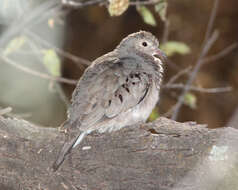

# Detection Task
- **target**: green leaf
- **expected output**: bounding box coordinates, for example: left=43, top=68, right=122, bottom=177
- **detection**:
left=184, top=92, right=197, bottom=109
left=148, top=108, right=160, bottom=122
left=154, top=0, right=168, bottom=22
left=42, top=49, right=61, bottom=77
left=3, top=36, right=26, bottom=56
left=137, top=6, right=157, bottom=26
left=160, top=41, right=191, bottom=56
left=108, top=0, right=129, bottom=16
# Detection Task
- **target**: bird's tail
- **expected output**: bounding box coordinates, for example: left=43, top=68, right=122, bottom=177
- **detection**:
left=52, top=131, right=87, bottom=171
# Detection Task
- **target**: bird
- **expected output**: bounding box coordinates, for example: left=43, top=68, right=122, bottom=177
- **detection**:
left=52, top=31, right=166, bottom=171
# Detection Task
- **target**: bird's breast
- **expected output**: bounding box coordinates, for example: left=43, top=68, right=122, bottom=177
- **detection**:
left=131, top=80, right=159, bottom=122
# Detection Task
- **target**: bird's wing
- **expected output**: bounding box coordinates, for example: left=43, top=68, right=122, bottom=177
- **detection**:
left=68, top=52, right=150, bottom=131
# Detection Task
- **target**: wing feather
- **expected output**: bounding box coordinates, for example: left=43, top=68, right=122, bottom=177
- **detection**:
left=67, top=52, right=150, bottom=131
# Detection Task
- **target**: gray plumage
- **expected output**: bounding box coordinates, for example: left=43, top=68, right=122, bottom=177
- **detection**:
left=52, top=31, right=165, bottom=171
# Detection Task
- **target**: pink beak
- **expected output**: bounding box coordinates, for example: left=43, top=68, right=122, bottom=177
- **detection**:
left=153, top=49, right=167, bottom=63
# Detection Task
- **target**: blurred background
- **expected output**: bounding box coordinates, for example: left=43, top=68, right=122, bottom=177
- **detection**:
left=0, top=0, right=237, bottom=128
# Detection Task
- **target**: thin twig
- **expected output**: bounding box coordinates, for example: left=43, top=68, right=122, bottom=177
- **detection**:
left=63, top=0, right=162, bottom=7
left=18, top=31, right=72, bottom=106
left=0, top=1, right=62, bottom=48
left=166, top=66, right=192, bottom=85
left=0, top=0, right=105, bottom=49
left=25, top=30, right=91, bottom=68
left=171, top=30, right=219, bottom=120
left=202, top=42, right=238, bottom=64
left=171, top=0, right=221, bottom=120
left=163, top=83, right=232, bottom=93
left=62, top=0, right=106, bottom=8
left=25, top=33, right=47, bottom=62
left=130, top=0, right=162, bottom=6
left=1, top=55, right=77, bottom=85
left=203, top=0, right=220, bottom=44
left=166, top=42, right=237, bottom=86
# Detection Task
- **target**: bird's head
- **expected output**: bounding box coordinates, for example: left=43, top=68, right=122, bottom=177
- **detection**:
left=116, top=31, right=166, bottom=65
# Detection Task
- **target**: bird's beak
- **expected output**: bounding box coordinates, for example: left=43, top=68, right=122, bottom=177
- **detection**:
left=152, top=49, right=167, bottom=63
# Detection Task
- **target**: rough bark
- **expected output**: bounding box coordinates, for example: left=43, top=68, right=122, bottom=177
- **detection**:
left=0, top=115, right=238, bottom=190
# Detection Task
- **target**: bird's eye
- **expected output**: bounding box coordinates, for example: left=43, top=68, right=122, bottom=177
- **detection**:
left=142, top=42, right=147, bottom=47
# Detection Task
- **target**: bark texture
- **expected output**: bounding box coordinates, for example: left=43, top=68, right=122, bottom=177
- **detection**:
left=0, top=116, right=238, bottom=190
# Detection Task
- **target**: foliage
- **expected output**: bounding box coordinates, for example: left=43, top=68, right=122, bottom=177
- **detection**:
left=154, top=0, right=167, bottom=22
left=137, top=5, right=157, bottom=26
left=148, top=108, right=160, bottom=121
left=184, top=92, right=197, bottom=109
left=42, top=49, right=61, bottom=77
left=3, top=36, right=26, bottom=56
left=160, top=41, right=191, bottom=56
left=108, top=0, right=129, bottom=16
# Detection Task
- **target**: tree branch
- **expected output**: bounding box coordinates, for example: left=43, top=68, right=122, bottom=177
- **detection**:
left=62, top=0, right=106, bottom=8
left=25, top=30, right=91, bottom=68
left=203, top=0, right=220, bottom=44
left=163, top=83, right=232, bottom=93
left=166, top=66, right=192, bottom=85
left=202, top=42, right=238, bottom=64
left=1, top=116, right=238, bottom=189
left=171, top=30, right=219, bottom=120
left=1, top=55, right=77, bottom=85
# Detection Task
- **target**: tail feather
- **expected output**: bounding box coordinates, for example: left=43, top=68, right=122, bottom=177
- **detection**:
left=73, top=131, right=87, bottom=148
left=52, top=131, right=87, bottom=171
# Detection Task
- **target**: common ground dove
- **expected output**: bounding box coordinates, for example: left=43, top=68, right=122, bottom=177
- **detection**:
left=52, top=31, right=165, bottom=171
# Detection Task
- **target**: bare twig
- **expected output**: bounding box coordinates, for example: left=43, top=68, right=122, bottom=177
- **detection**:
left=166, top=42, right=237, bottom=86
left=0, top=1, right=62, bottom=48
left=171, top=30, right=219, bottom=120
left=163, top=83, right=232, bottom=93
left=13, top=31, right=73, bottom=106
left=62, top=0, right=106, bottom=8
left=25, top=30, right=91, bottom=68
left=166, top=66, right=192, bottom=85
left=166, top=42, right=237, bottom=90
left=203, top=0, right=220, bottom=44
left=171, top=0, right=221, bottom=120
left=63, top=0, right=163, bottom=8
left=202, top=43, right=238, bottom=64
left=130, top=0, right=162, bottom=6
left=1, top=55, right=77, bottom=85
